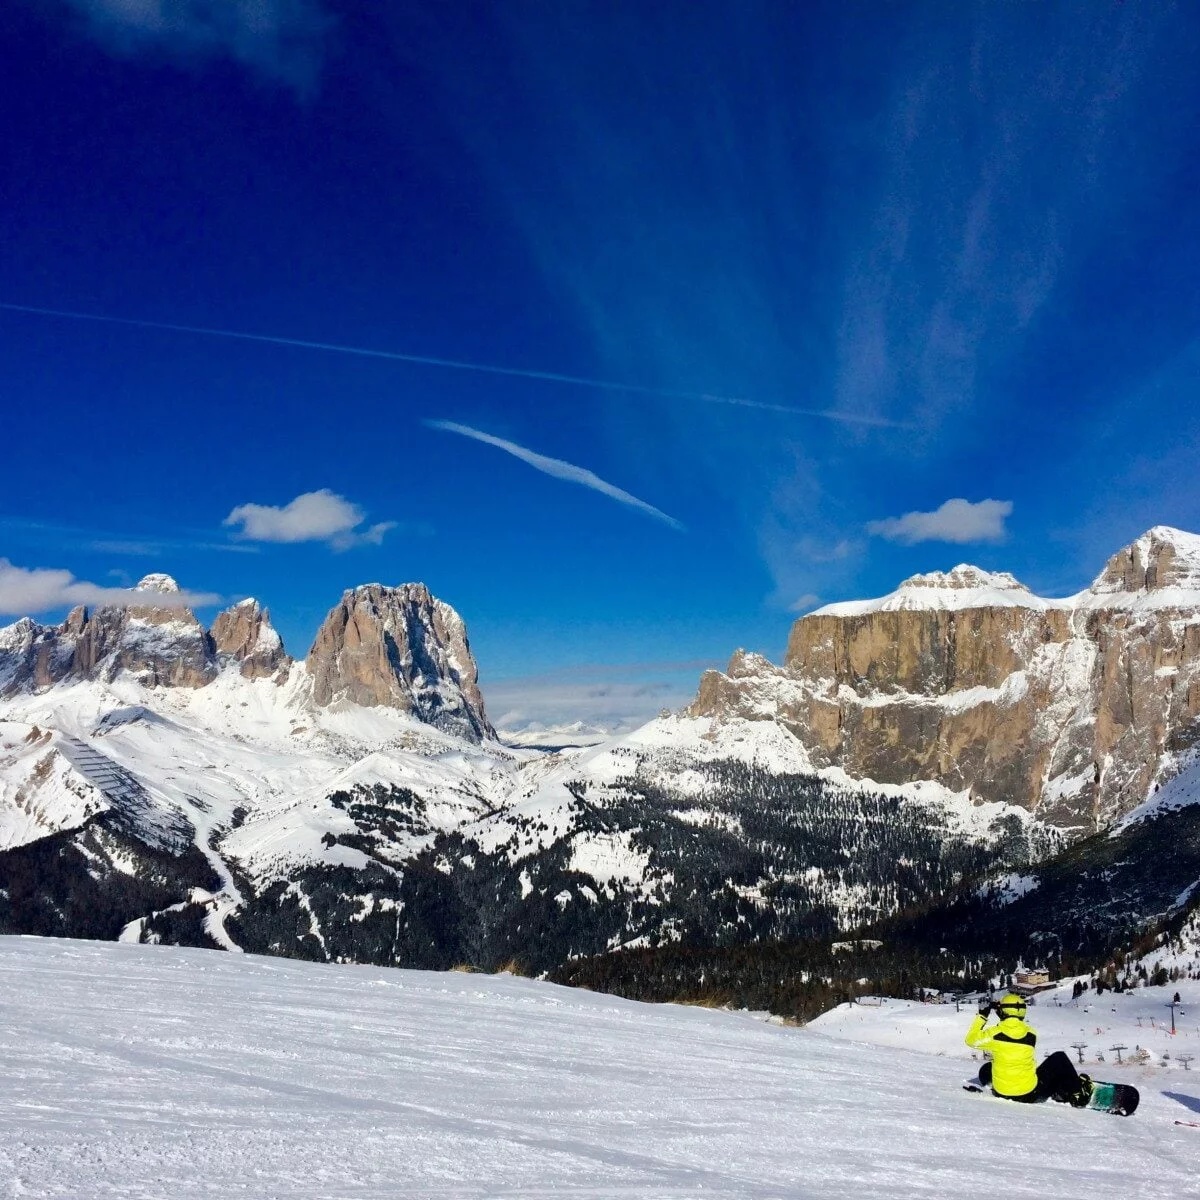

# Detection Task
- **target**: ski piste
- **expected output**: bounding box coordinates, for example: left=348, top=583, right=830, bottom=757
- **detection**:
left=963, top=1079, right=1140, bottom=1116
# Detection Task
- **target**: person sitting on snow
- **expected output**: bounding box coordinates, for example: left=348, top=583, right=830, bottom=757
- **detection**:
left=965, top=992, right=1093, bottom=1106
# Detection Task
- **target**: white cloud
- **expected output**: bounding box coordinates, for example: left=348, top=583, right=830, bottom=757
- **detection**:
left=426, top=421, right=684, bottom=530
left=788, top=593, right=820, bottom=613
left=224, top=490, right=396, bottom=550
left=867, top=498, right=1013, bottom=545
left=489, top=681, right=687, bottom=735
left=0, top=559, right=218, bottom=617
left=60, top=0, right=330, bottom=92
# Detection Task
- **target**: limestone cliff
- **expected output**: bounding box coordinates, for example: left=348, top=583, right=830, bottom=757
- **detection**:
left=210, top=599, right=289, bottom=680
left=0, top=573, right=492, bottom=745
left=305, top=583, right=493, bottom=742
left=0, top=575, right=218, bottom=692
left=690, top=527, right=1200, bottom=832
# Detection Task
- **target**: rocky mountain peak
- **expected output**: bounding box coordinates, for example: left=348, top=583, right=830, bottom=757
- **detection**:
left=813, top=563, right=1039, bottom=617
left=135, top=573, right=181, bottom=594
left=695, top=525, right=1200, bottom=832
left=1091, top=526, right=1200, bottom=595
left=210, top=599, right=289, bottom=681
left=901, top=564, right=1024, bottom=592
left=305, top=583, right=493, bottom=742
left=0, top=573, right=216, bottom=694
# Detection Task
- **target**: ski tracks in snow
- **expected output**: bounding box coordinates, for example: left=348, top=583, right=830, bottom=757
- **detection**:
left=0, top=938, right=1195, bottom=1199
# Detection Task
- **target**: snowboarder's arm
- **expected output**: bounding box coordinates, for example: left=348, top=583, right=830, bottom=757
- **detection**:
left=964, top=1013, right=996, bottom=1051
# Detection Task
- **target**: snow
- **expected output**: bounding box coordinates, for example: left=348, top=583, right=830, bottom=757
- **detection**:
left=0, top=937, right=1195, bottom=1199
left=1113, top=754, right=1200, bottom=833
left=814, top=565, right=1059, bottom=616
left=135, top=573, right=181, bottom=593
left=567, top=829, right=651, bottom=887
left=981, top=871, right=1041, bottom=904
left=499, top=721, right=612, bottom=750
left=813, top=531, right=1200, bottom=618
left=0, top=723, right=107, bottom=850
left=809, top=975, right=1200, bottom=1088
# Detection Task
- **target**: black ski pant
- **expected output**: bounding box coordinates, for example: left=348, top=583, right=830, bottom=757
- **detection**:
left=978, top=1051, right=1083, bottom=1102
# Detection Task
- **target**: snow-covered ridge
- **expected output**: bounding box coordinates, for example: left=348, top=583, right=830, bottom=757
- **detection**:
left=814, top=565, right=1051, bottom=616
left=814, top=525, right=1200, bottom=616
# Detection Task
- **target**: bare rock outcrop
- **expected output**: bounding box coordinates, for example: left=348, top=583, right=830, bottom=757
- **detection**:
left=0, top=573, right=496, bottom=746
left=305, top=583, right=493, bottom=742
left=0, top=575, right=218, bottom=693
left=690, top=527, right=1200, bottom=833
left=210, top=599, right=289, bottom=680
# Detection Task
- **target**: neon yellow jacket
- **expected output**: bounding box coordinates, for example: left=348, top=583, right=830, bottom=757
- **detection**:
left=965, top=1013, right=1037, bottom=1097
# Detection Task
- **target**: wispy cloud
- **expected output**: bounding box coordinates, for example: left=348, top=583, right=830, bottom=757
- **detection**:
left=788, top=593, right=820, bottom=613
left=867, top=498, right=1013, bottom=545
left=831, top=6, right=1169, bottom=432
left=0, top=558, right=218, bottom=617
left=224, top=489, right=395, bottom=550
left=487, top=660, right=715, bottom=733
left=0, top=303, right=898, bottom=427
left=58, top=0, right=331, bottom=92
left=426, top=420, right=684, bottom=530
left=0, top=516, right=258, bottom=556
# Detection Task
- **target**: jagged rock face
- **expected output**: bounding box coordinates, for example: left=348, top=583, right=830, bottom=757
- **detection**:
left=690, top=527, right=1200, bottom=833
left=0, top=574, right=492, bottom=746
left=210, top=600, right=289, bottom=680
left=0, top=576, right=218, bottom=693
left=306, top=583, right=493, bottom=741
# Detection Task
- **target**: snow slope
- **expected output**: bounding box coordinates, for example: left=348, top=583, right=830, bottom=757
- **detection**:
left=0, top=672, right=518, bottom=878
left=809, top=976, right=1200, bottom=1085
left=0, top=937, right=1195, bottom=1199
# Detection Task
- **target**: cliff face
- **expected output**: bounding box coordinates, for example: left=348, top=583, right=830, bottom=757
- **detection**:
left=210, top=599, right=289, bottom=681
left=690, top=528, right=1200, bottom=832
left=0, top=574, right=493, bottom=743
left=0, top=576, right=219, bottom=692
left=0, top=577, right=291, bottom=694
left=305, top=583, right=493, bottom=742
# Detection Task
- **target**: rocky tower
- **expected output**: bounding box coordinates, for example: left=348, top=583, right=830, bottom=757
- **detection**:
left=690, top=527, right=1200, bottom=832
left=305, top=583, right=494, bottom=742
left=210, top=599, right=289, bottom=680
left=0, top=574, right=218, bottom=692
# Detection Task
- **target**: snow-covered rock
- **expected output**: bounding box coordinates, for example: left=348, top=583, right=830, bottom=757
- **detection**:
left=210, top=598, right=288, bottom=680
left=692, top=526, right=1200, bottom=832
left=0, top=574, right=219, bottom=693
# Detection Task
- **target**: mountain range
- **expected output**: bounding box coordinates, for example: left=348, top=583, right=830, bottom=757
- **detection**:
left=2, top=527, right=1199, bottom=994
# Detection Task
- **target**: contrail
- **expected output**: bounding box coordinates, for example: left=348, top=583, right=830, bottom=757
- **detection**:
left=426, top=420, right=684, bottom=530
left=0, top=301, right=905, bottom=428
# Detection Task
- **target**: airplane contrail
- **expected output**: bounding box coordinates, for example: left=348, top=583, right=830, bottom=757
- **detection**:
left=0, top=301, right=906, bottom=428
left=426, top=420, right=684, bottom=530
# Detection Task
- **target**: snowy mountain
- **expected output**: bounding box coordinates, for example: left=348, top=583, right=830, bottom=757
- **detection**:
left=499, top=720, right=612, bottom=750
left=0, top=612, right=1047, bottom=970
left=693, top=526, right=1200, bottom=832
left=3, top=529, right=1200, bottom=989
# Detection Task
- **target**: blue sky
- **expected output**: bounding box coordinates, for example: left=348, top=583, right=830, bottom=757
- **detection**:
left=3, top=1, right=1200, bottom=729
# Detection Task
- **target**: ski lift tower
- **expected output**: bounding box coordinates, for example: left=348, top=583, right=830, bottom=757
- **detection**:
left=1070, top=1041, right=1088, bottom=1064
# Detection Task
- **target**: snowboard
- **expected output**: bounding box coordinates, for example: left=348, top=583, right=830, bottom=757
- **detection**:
left=1085, top=1080, right=1139, bottom=1116
left=963, top=1079, right=1139, bottom=1116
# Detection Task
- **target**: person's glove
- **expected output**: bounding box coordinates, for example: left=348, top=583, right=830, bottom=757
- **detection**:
left=977, top=997, right=993, bottom=1016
